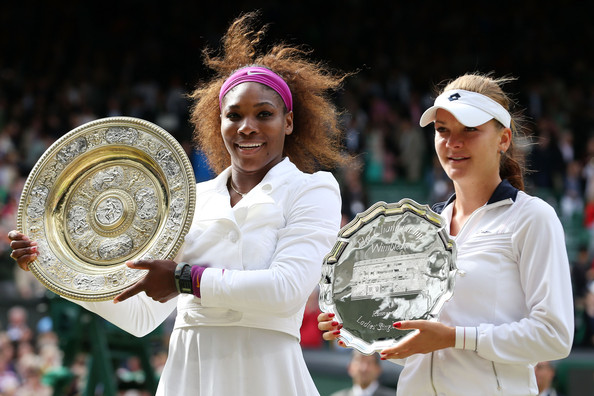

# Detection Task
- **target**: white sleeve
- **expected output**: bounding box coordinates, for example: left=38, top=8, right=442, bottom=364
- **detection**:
left=476, top=199, right=574, bottom=363
left=69, top=293, right=178, bottom=337
left=199, top=174, right=341, bottom=316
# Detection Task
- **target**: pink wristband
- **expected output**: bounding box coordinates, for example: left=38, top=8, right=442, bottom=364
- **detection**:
left=191, top=266, right=207, bottom=298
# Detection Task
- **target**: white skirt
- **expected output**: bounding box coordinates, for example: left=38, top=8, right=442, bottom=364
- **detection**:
left=156, top=326, right=319, bottom=395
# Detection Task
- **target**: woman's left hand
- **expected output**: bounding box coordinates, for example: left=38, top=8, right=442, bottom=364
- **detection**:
left=379, top=320, right=455, bottom=360
left=114, top=260, right=179, bottom=303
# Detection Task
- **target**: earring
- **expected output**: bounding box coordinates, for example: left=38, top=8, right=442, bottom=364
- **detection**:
left=500, top=150, right=505, bottom=155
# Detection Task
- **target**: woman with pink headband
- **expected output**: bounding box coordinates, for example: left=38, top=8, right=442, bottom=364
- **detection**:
left=9, top=12, right=350, bottom=395
left=319, top=73, right=573, bottom=395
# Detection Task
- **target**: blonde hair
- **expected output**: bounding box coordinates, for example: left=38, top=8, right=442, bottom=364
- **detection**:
left=439, top=72, right=527, bottom=190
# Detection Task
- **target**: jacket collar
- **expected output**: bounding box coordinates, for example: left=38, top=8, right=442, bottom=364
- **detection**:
left=432, top=179, right=519, bottom=214
left=197, top=160, right=293, bottom=223
left=213, top=157, right=293, bottom=192
left=204, top=157, right=297, bottom=219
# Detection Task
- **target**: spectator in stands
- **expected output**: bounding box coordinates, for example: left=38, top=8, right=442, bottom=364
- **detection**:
left=576, top=282, right=594, bottom=348
left=534, top=361, right=563, bottom=396
left=582, top=137, right=594, bottom=256
left=340, top=158, right=367, bottom=222
left=525, top=124, right=565, bottom=197
left=116, top=356, right=150, bottom=396
left=396, top=114, right=426, bottom=183
left=559, top=160, right=584, bottom=222
left=570, top=244, right=592, bottom=309
left=5, top=307, right=33, bottom=346
left=14, top=354, right=52, bottom=396
left=0, top=343, right=19, bottom=396
left=319, top=73, right=574, bottom=395
left=330, top=351, right=394, bottom=396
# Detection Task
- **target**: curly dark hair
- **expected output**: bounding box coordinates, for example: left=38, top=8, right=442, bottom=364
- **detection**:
left=189, top=11, right=351, bottom=174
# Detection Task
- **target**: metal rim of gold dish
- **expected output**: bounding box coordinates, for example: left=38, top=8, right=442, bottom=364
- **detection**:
left=17, top=116, right=196, bottom=301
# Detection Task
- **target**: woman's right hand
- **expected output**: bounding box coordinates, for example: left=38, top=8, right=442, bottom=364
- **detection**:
left=7, top=230, right=38, bottom=271
left=317, top=312, right=343, bottom=342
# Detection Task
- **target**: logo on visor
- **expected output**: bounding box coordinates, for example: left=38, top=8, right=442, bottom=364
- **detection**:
left=247, top=70, right=267, bottom=75
left=448, top=93, right=461, bottom=101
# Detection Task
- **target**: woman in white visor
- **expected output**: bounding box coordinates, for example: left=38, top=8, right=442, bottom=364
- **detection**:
left=319, top=73, right=574, bottom=395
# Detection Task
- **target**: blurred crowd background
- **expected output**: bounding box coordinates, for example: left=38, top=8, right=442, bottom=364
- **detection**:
left=2, top=1, right=594, bottom=395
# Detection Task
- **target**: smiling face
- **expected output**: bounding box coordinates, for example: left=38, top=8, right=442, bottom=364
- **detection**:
left=220, top=82, right=293, bottom=180
left=434, top=109, right=511, bottom=188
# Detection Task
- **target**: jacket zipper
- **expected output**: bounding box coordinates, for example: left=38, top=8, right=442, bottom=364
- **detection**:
left=491, top=361, right=502, bottom=391
left=430, top=352, right=438, bottom=395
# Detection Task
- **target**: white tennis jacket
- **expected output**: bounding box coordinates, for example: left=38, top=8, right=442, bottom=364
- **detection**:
left=394, top=180, right=574, bottom=396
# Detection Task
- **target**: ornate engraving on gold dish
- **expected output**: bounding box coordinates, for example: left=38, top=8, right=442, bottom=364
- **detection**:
left=17, top=117, right=196, bottom=301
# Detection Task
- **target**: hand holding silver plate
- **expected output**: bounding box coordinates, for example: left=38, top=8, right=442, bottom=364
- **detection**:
left=319, top=199, right=457, bottom=355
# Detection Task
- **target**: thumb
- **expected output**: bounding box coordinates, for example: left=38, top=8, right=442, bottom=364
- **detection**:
left=8, top=230, right=22, bottom=240
left=125, top=260, right=151, bottom=270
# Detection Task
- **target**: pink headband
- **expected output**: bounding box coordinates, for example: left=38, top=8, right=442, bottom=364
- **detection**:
left=219, top=66, right=293, bottom=111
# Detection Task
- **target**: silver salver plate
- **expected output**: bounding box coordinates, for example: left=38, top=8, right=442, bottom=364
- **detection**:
left=319, top=199, right=457, bottom=354
left=17, top=117, right=196, bottom=301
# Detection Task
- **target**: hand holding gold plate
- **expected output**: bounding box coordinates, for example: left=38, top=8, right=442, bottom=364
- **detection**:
left=17, top=117, right=196, bottom=301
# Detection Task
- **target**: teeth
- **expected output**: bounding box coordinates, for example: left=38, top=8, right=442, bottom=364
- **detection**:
left=238, top=143, right=263, bottom=149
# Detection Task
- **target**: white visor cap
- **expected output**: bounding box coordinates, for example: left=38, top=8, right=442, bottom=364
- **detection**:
left=419, top=89, right=511, bottom=128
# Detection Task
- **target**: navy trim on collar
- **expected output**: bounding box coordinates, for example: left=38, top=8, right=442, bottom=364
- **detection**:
left=431, top=179, right=519, bottom=214
left=432, top=195, right=455, bottom=214
left=487, top=179, right=519, bottom=204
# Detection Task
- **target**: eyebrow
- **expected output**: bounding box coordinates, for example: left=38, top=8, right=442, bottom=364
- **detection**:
left=225, top=101, right=277, bottom=110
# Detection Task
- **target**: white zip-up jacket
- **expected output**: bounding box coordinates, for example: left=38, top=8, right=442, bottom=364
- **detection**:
left=174, top=157, right=341, bottom=337
left=394, top=180, right=574, bottom=396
